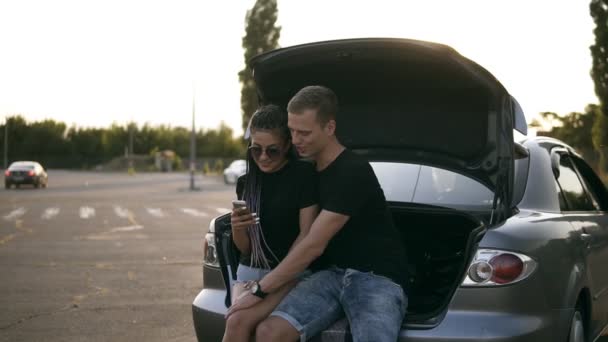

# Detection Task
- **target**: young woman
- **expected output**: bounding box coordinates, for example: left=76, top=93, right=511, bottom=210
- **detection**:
left=222, top=104, right=319, bottom=342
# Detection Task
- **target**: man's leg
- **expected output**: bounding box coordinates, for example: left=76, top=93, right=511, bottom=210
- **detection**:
left=257, top=269, right=344, bottom=342
left=340, top=270, right=407, bottom=342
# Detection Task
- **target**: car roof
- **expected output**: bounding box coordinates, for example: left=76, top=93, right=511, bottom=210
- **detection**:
left=521, top=136, right=580, bottom=157
left=9, top=161, right=39, bottom=167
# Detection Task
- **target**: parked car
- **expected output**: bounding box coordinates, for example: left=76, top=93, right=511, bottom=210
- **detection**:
left=4, top=161, right=48, bottom=189
left=223, top=159, right=246, bottom=184
left=192, top=38, right=608, bottom=342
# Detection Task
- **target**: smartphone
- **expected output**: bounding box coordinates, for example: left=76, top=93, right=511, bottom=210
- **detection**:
left=232, top=200, right=247, bottom=209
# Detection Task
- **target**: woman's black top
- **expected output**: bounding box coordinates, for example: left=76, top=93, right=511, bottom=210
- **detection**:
left=236, top=159, right=318, bottom=269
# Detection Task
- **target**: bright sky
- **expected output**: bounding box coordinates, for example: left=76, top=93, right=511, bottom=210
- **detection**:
left=0, top=0, right=598, bottom=136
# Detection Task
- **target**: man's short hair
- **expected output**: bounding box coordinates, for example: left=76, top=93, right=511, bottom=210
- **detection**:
left=287, top=85, right=338, bottom=125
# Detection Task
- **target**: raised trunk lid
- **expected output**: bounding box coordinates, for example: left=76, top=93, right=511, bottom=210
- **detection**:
left=250, top=38, right=527, bottom=222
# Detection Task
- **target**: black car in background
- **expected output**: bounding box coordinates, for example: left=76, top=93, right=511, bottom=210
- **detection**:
left=4, top=161, right=48, bottom=189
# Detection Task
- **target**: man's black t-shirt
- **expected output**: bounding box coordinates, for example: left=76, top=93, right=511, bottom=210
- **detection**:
left=319, top=149, right=407, bottom=286
left=236, top=159, right=318, bottom=268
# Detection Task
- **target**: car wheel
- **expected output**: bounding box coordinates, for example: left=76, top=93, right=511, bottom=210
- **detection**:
left=4, top=182, right=9, bottom=189
left=15, top=184, right=20, bottom=189
left=568, top=306, right=585, bottom=342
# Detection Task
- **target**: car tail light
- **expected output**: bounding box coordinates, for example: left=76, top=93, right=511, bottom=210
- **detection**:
left=462, top=249, right=536, bottom=287
left=490, top=253, right=524, bottom=284
left=28, top=170, right=35, bottom=176
left=4, top=170, right=9, bottom=176
left=203, top=218, right=219, bottom=267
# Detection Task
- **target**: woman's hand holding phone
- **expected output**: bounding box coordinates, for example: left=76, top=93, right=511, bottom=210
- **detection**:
left=231, top=200, right=258, bottom=231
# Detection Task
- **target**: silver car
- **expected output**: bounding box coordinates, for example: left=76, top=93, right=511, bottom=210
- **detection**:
left=223, top=159, right=246, bottom=185
left=192, top=38, right=608, bottom=341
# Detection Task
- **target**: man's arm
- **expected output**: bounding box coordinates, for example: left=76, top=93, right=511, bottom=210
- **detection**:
left=288, top=204, right=319, bottom=252
left=225, top=207, right=341, bottom=318
left=259, top=209, right=349, bottom=293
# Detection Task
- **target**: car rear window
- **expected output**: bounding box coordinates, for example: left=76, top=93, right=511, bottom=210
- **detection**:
left=9, top=165, right=35, bottom=170
left=371, top=162, right=494, bottom=209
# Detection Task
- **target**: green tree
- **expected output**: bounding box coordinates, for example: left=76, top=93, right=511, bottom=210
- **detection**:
left=1, top=116, right=245, bottom=169
left=67, top=127, right=105, bottom=168
left=101, top=123, right=129, bottom=158
left=535, top=105, right=599, bottom=166
left=26, top=120, right=70, bottom=167
left=239, top=0, right=281, bottom=132
left=197, top=123, right=245, bottom=158
left=590, top=0, right=608, bottom=176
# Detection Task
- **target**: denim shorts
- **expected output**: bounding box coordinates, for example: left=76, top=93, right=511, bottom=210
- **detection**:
left=270, top=267, right=407, bottom=342
left=236, top=264, right=271, bottom=282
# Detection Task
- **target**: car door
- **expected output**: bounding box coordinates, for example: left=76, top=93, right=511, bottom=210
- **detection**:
left=570, top=155, right=608, bottom=325
left=553, top=150, right=608, bottom=333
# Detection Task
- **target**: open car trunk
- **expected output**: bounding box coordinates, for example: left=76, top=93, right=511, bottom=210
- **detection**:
left=215, top=205, right=485, bottom=338
left=393, top=205, right=485, bottom=324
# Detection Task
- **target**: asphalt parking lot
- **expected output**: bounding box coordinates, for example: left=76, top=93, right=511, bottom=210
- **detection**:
left=0, top=170, right=233, bottom=342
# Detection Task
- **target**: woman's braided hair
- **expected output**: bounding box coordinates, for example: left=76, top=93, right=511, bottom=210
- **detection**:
left=242, top=104, right=294, bottom=269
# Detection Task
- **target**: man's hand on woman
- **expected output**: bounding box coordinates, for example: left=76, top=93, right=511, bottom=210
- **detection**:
left=225, top=292, right=262, bottom=319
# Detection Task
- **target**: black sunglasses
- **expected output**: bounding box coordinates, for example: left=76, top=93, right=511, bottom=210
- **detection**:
left=249, top=145, right=283, bottom=160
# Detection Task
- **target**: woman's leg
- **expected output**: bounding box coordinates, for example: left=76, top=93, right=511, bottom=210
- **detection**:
left=223, top=280, right=297, bottom=342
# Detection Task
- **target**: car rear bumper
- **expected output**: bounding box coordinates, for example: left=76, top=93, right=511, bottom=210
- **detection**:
left=6, top=176, right=38, bottom=184
left=192, top=288, right=573, bottom=342
left=192, top=289, right=227, bottom=342
left=398, top=308, right=573, bottom=341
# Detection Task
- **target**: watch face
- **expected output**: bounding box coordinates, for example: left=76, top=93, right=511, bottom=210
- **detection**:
left=250, top=282, right=259, bottom=294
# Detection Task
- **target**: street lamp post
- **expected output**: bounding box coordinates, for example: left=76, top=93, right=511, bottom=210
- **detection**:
left=3, top=117, right=7, bottom=170
left=128, top=122, right=134, bottom=172
left=189, top=85, right=197, bottom=191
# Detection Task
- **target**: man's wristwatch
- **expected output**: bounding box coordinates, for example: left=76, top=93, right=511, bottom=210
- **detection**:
left=250, top=281, right=268, bottom=299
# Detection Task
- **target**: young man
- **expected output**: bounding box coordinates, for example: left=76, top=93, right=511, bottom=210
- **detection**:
left=226, top=85, right=408, bottom=342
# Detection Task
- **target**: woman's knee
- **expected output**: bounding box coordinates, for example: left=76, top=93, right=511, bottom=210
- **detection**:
left=225, top=311, right=255, bottom=336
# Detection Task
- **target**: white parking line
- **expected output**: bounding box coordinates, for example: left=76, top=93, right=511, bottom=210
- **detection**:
left=110, top=225, right=144, bottom=232
left=215, top=208, right=231, bottom=214
left=181, top=208, right=209, bottom=217
left=3, top=208, right=26, bottom=221
left=113, top=206, right=131, bottom=219
left=146, top=208, right=165, bottom=218
left=42, top=207, right=60, bottom=220
left=79, top=207, right=96, bottom=219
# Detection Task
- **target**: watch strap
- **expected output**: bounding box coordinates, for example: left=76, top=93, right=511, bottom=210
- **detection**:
left=252, top=281, right=268, bottom=299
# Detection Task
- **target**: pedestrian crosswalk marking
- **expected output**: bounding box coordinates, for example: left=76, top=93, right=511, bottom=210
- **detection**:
left=3, top=208, right=26, bottom=221
left=79, top=207, right=96, bottom=219
left=42, top=207, right=60, bottom=220
left=113, top=206, right=131, bottom=219
left=1, top=206, right=218, bottom=220
left=181, top=208, right=208, bottom=217
left=146, top=208, right=165, bottom=218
